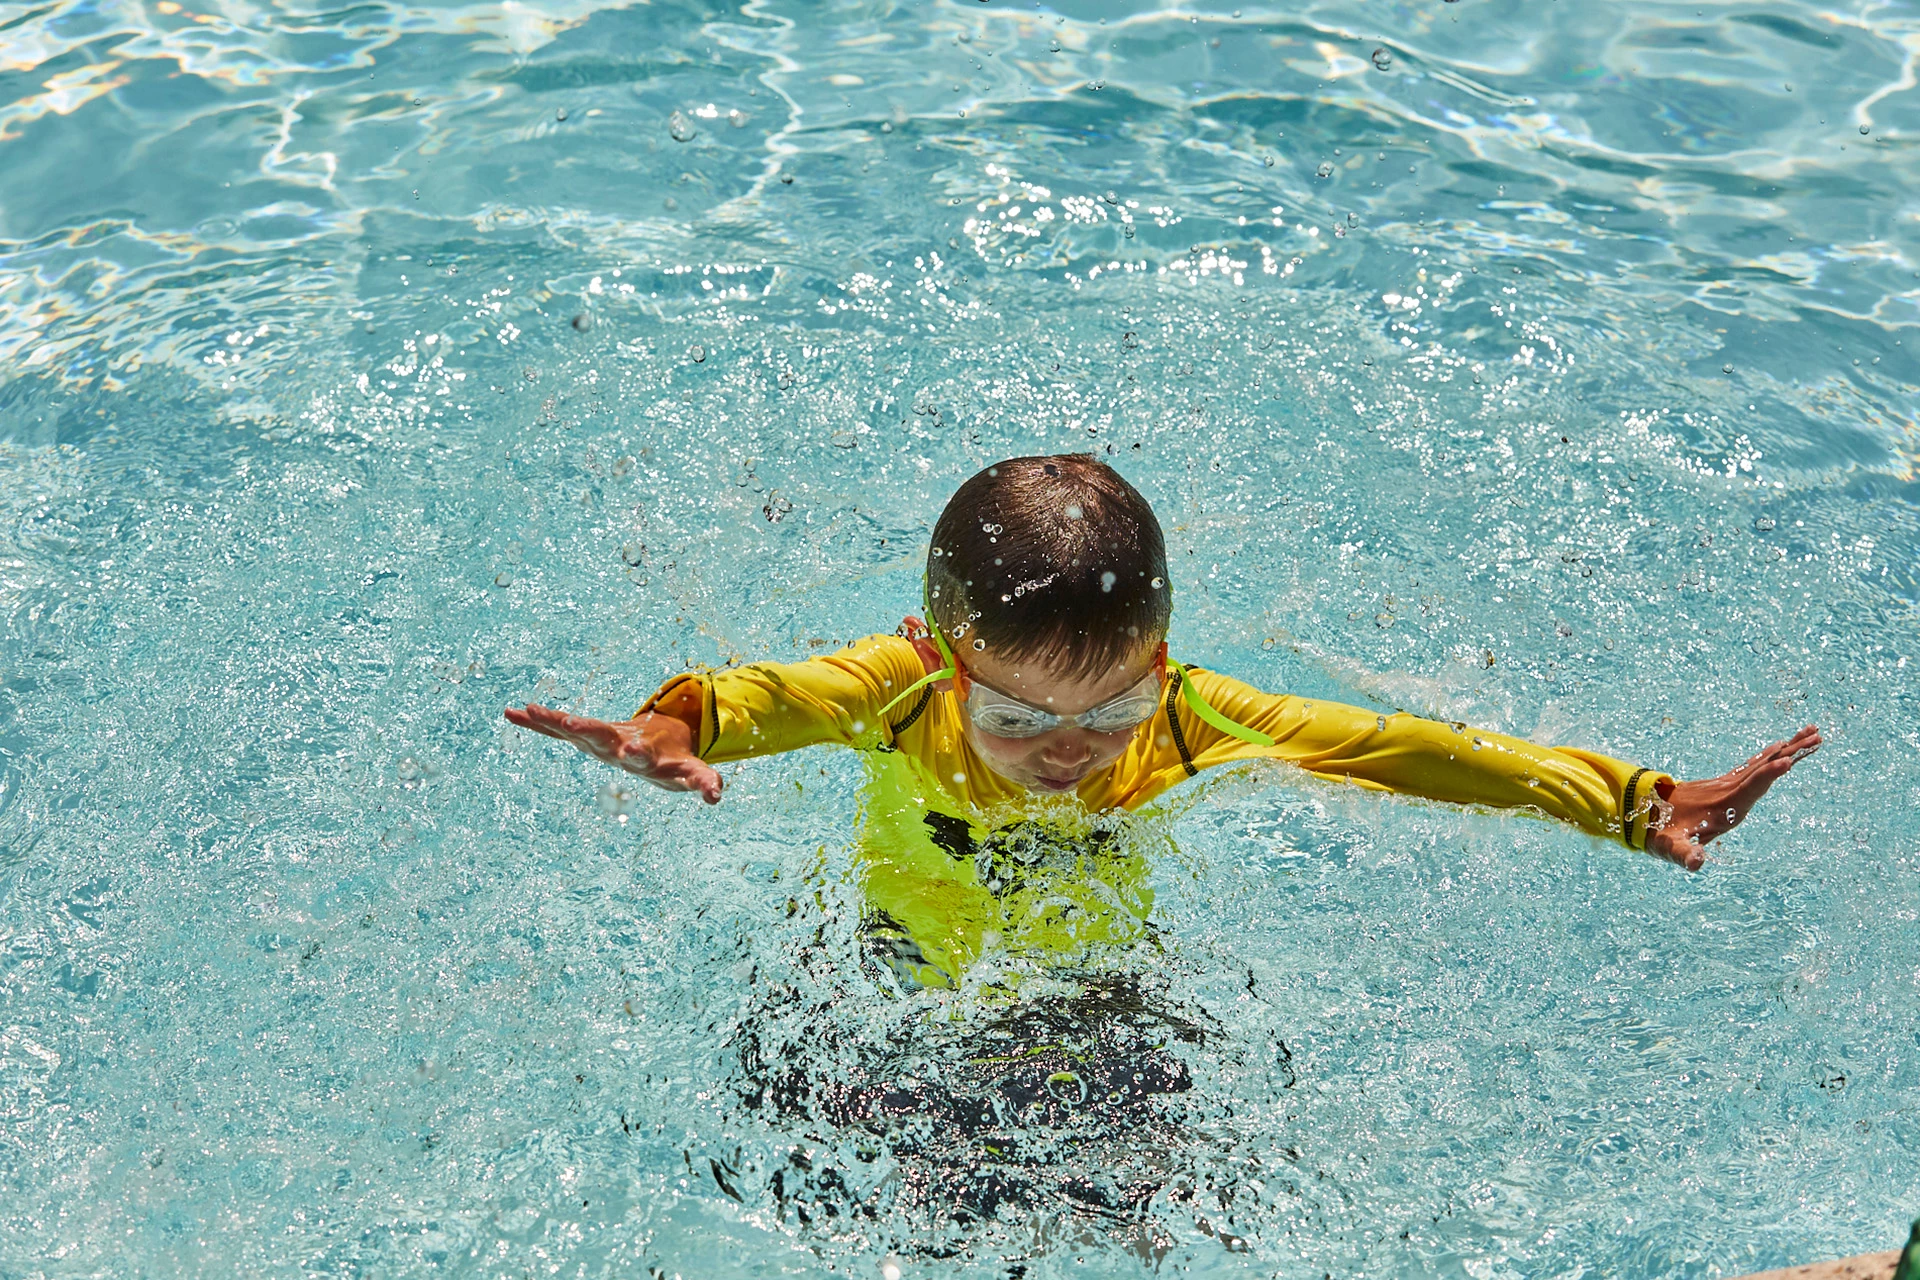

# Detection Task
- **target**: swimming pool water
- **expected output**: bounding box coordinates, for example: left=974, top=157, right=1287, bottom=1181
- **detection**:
left=2, top=1, right=1918, bottom=1275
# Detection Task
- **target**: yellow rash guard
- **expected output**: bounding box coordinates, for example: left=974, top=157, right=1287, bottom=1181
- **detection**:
left=640, top=635, right=1671, bottom=988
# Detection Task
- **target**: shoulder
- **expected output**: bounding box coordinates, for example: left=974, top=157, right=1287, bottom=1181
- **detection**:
left=832, top=633, right=924, bottom=679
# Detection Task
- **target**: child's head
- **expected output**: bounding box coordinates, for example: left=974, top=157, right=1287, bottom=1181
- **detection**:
left=922, top=454, right=1170, bottom=792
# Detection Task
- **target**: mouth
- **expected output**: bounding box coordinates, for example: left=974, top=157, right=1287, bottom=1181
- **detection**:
left=1031, top=772, right=1084, bottom=792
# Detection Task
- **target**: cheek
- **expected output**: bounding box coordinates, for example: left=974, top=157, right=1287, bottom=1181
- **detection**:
left=966, top=727, right=1038, bottom=766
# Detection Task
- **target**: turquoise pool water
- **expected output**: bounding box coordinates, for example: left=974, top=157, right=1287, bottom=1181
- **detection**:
left=3, top=0, right=1918, bottom=1275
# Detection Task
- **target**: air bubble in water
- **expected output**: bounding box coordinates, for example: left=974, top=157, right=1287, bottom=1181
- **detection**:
left=1316, top=162, right=1334, bottom=178
left=556, top=107, right=568, bottom=121
left=1754, top=515, right=1776, bottom=532
left=1049, top=37, right=1061, bottom=51
left=729, top=108, right=748, bottom=128
left=493, top=570, right=513, bottom=588
left=1860, top=125, right=1870, bottom=135
left=1371, top=47, right=1392, bottom=71
left=621, top=542, right=645, bottom=565
left=1264, top=155, right=1275, bottom=167
left=972, top=638, right=986, bottom=650
left=689, top=344, right=707, bottom=363
left=571, top=313, right=592, bottom=331
left=668, top=111, right=697, bottom=142
left=880, top=121, right=893, bottom=133
left=1722, top=363, right=1733, bottom=374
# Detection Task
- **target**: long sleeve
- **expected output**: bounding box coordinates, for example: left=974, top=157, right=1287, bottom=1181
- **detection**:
left=1104, top=664, right=1673, bottom=851
left=635, top=635, right=929, bottom=763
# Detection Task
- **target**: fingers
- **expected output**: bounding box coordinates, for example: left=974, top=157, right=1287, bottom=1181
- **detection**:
left=657, top=758, right=724, bottom=804
left=507, top=702, right=721, bottom=804
left=504, top=704, right=572, bottom=739
left=1650, top=825, right=1706, bottom=872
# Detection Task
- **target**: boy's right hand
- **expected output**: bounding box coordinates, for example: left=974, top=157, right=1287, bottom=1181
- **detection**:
left=502, top=705, right=723, bottom=804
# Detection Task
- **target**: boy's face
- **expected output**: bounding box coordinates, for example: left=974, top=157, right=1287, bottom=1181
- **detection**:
left=959, top=641, right=1162, bottom=793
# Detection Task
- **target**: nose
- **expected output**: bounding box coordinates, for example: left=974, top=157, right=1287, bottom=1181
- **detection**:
left=1039, top=732, right=1095, bottom=769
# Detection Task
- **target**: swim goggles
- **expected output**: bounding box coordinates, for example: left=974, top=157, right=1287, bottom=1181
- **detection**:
left=876, top=577, right=1274, bottom=747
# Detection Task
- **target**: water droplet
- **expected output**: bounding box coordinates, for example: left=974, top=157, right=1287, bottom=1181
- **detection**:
left=689, top=344, right=706, bottom=363
left=1371, top=47, right=1392, bottom=71
left=571, top=312, right=592, bottom=331
left=555, top=107, right=568, bottom=121
left=1316, top=161, right=1334, bottom=178
left=1860, top=124, right=1870, bottom=136
left=1377, top=716, right=1387, bottom=732
left=1722, top=363, right=1734, bottom=374
left=1754, top=515, right=1776, bottom=532
left=597, top=781, right=637, bottom=818
left=668, top=110, right=697, bottom=142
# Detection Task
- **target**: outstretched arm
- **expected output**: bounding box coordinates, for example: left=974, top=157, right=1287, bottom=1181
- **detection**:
left=1158, top=667, right=1820, bottom=867
left=503, top=704, right=723, bottom=804
left=1647, top=725, right=1821, bottom=870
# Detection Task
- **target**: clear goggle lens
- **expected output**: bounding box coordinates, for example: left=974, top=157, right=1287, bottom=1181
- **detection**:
left=963, top=670, right=1162, bottom=739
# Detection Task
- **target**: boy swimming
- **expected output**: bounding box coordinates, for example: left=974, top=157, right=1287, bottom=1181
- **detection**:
left=506, top=454, right=1820, bottom=987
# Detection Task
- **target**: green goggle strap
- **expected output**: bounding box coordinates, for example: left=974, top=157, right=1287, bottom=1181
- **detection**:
left=1169, top=660, right=1275, bottom=747
left=876, top=581, right=958, bottom=721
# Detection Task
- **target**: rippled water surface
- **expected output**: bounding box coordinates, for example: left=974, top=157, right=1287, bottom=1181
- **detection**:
left=4, top=0, right=1919, bottom=1275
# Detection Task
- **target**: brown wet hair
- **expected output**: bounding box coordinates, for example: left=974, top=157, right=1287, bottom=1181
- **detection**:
left=926, top=454, right=1171, bottom=681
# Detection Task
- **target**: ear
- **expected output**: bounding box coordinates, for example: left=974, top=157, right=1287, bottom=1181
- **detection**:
left=908, top=633, right=955, bottom=693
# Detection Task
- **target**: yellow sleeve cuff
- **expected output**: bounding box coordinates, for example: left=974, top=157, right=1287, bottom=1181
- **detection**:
left=636, top=671, right=718, bottom=759
left=1620, top=766, right=1674, bottom=851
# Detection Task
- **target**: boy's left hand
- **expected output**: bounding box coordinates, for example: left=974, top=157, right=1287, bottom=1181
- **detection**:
left=1648, top=725, right=1822, bottom=870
